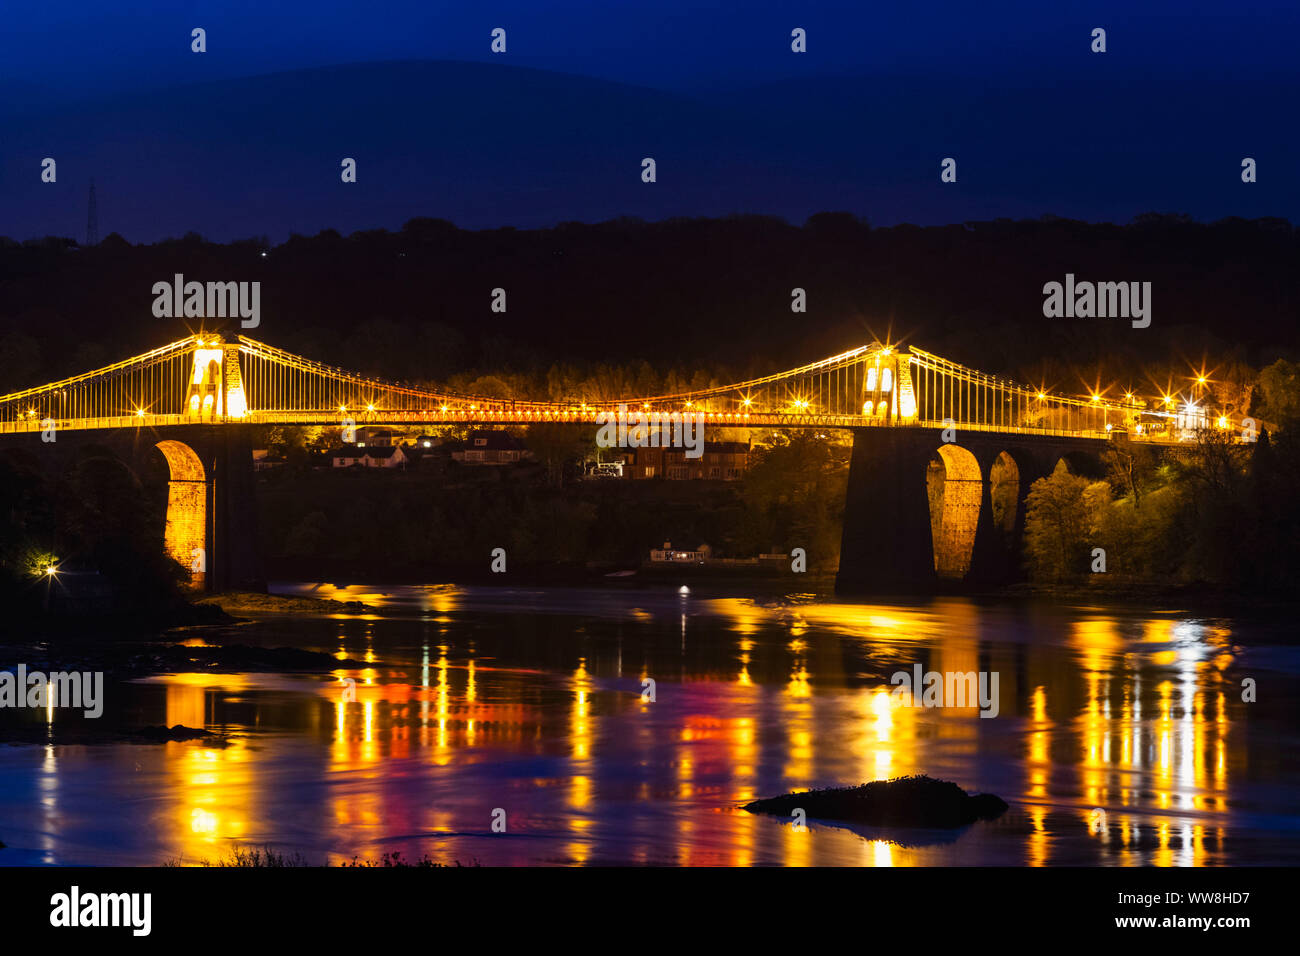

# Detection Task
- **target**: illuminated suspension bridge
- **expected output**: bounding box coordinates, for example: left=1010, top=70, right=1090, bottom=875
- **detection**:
left=0, top=333, right=1232, bottom=440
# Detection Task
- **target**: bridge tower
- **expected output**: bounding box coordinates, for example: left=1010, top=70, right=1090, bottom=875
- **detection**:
left=859, top=348, right=918, bottom=423
left=183, top=335, right=250, bottom=421
left=158, top=336, right=261, bottom=591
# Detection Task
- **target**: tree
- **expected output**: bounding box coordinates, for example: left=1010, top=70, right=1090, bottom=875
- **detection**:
left=0, top=331, right=41, bottom=392
left=285, top=511, right=330, bottom=557
left=524, top=423, right=592, bottom=487
left=737, top=431, right=849, bottom=570
left=1023, top=466, right=1108, bottom=582
left=1257, top=359, right=1300, bottom=427
left=1104, top=437, right=1159, bottom=507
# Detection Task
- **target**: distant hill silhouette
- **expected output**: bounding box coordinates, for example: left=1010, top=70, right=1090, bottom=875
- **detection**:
left=1, top=59, right=1296, bottom=243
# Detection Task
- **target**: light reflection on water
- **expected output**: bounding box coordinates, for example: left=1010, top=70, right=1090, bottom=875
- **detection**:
left=1, top=584, right=1297, bottom=866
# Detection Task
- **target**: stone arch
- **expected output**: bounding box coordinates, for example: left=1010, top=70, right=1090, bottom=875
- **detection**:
left=1052, top=450, right=1104, bottom=479
left=989, top=451, right=1021, bottom=543
left=155, top=440, right=207, bottom=589
left=926, top=444, right=983, bottom=579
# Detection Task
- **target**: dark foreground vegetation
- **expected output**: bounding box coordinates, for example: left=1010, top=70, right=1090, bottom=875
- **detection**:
left=163, top=845, right=480, bottom=867
left=259, top=428, right=847, bottom=575
left=1023, top=362, right=1300, bottom=593
left=742, top=775, right=1009, bottom=828
left=0, top=444, right=199, bottom=625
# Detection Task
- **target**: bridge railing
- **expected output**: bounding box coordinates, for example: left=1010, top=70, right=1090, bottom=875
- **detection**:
left=0, top=414, right=193, bottom=434
left=0, top=410, right=1197, bottom=443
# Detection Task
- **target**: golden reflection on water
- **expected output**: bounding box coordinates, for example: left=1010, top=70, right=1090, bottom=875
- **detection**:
left=1058, top=615, right=1235, bottom=866
left=128, top=592, right=1256, bottom=866
left=156, top=679, right=255, bottom=863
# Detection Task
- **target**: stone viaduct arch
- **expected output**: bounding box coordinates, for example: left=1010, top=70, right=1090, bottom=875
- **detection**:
left=836, top=427, right=1107, bottom=594
left=155, top=439, right=208, bottom=589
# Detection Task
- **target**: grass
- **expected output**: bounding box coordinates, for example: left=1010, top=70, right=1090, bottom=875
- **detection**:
left=164, top=845, right=311, bottom=867
left=163, top=844, right=480, bottom=867
left=341, top=851, right=480, bottom=867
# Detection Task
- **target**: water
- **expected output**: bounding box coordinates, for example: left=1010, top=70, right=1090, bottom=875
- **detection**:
left=2, top=583, right=1298, bottom=866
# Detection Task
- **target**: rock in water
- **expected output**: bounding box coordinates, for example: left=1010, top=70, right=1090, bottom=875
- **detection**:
left=133, top=724, right=222, bottom=743
left=741, top=775, right=1008, bottom=828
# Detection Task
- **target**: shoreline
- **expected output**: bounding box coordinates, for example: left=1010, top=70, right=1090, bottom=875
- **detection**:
left=229, top=564, right=1300, bottom=620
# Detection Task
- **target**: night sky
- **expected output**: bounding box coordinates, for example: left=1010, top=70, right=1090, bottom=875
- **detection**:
left=2, top=1, right=1297, bottom=241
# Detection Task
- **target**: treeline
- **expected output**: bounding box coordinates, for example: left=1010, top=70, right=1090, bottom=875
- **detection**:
left=2, top=213, right=1296, bottom=404
left=1023, top=360, right=1300, bottom=592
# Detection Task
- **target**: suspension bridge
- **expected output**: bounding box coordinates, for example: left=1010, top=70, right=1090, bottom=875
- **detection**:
left=0, top=333, right=1243, bottom=594
left=0, top=333, right=1224, bottom=439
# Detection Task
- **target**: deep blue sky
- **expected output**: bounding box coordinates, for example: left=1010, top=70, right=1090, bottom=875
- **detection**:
left=2, top=1, right=1297, bottom=241
left=5, top=1, right=1298, bottom=98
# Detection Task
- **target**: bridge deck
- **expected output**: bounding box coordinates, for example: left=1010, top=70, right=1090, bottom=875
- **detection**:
left=0, top=410, right=1187, bottom=443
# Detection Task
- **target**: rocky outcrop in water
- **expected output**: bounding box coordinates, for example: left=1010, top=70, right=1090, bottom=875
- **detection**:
left=742, top=775, right=1008, bottom=828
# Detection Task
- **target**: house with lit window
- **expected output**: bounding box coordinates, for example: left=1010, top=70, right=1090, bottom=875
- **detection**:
left=361, top=445, right=409, bottom=468
left=251, top=449, right=286, bottom=471
left=627, top=441, right=749, bottom=480
left=450, top=430, right=533, bottom=464
left=328, top=444, right=410, bottom=468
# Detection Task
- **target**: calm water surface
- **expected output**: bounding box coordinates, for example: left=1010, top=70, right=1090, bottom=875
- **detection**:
left=2, top=584, right=1298, bottom=866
